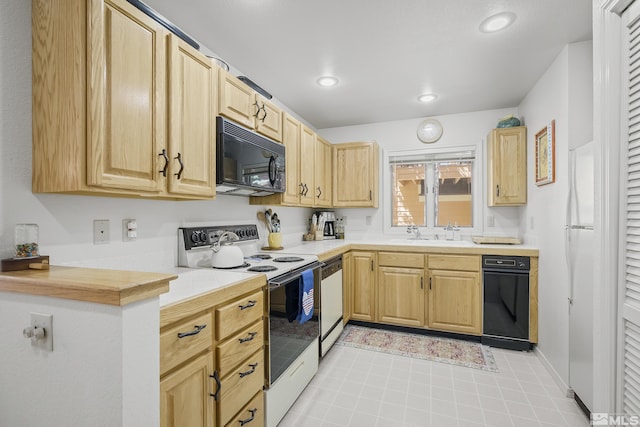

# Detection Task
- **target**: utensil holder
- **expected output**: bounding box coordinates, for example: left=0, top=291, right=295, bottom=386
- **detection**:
left=268, top=232, right=282, bottom=249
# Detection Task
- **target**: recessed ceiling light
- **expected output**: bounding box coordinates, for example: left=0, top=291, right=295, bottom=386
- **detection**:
left=317, top=76, right=339, bottom=87
left=418, top=93, right=438, bottom=103
left=479, top=12, right=516, bottom=33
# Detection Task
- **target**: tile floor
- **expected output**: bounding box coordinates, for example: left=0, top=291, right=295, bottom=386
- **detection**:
left=278, top=342, right=589, bottom=427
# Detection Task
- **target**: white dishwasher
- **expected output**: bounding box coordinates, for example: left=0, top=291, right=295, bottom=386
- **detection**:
left=320, top=255, right=344, bottom=356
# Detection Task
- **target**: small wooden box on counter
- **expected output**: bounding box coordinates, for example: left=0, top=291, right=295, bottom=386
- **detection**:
left=1, top=256, right=50, bottom=272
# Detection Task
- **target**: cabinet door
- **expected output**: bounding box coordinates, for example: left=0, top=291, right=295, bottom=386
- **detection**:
left=218, top=69, right=255, bottom=129
left=254, top=95, right=283, bottom=142
left=428, top=270, right=481, bottom=335
left=160, top=353, right=215, bottom=427
left=378, top=267, right=424, bottom=327
left=487, top=126, right=527, bottom=206
left=87, top=0, right=165, bottom=193
left=342, top=252, right=353, bottom=325
left=299, top=125, right=316, bottom=207
left=333, top=142, right=379, bottom=207
left=314, top=136, right=333, bottom=207
left=351, top=252, right=377, bottom=322
left=281, top=114, right=302, bottom=205
left=167, top=35, right=217, bottom=197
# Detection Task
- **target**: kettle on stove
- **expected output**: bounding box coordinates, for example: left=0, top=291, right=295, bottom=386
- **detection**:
left=210, top=231, right=244, bottom=268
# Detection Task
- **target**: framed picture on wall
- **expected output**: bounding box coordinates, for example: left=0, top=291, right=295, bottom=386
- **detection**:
left=535, top=120, right=555, bottom=186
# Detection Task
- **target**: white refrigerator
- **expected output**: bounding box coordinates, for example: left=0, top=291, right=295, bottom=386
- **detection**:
left=566, top=141, right=594, bottom=412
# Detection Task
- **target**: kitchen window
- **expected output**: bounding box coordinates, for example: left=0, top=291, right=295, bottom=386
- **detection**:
left=385, top=146, right=479, bottom=234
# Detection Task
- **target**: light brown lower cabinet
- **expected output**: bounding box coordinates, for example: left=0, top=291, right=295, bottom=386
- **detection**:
left=226, top=390, right=264, bottom=427
left=160, top=352, right=216, bottom=427
left=427, top=254, right=482, bottom=335
left=427, top=269, right=481, bottom=335
left=342, top=252, right=353, bottom=325
left=377, top=267, right=425, bottom=327
left=160, top=278, right=266, bottom=427
left=348, top=251, right=483, bottom=336
left=350, top=251, right=377, bottom=322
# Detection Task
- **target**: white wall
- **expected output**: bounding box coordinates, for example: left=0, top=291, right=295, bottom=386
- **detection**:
left=319, top=108, right=524, bottom=239
left=518, top=41, right=593, bottom=390
left=0, top=0, right=310, bottom=271
left=0, top=292, right=160, bottom=426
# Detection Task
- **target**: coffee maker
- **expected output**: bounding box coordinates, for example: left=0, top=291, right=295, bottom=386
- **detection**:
left=316, top=211, right=336, bottom=239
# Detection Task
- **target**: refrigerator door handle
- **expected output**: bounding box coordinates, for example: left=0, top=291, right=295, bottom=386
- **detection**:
left=566, top=150, right=576, bottom=305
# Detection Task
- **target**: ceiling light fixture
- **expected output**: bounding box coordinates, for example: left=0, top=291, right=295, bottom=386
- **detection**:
left=317, top=76, right=339, bottom=87
left=479, top=12, right=516, bottom=33
left=418, top=93, right=438, bottom=103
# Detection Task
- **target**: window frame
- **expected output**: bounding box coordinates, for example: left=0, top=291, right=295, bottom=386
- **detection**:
left=383, top=144, right=483, bottom=237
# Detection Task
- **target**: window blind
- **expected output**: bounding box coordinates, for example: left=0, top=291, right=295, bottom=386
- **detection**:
left=624, top=3, right=640, bottom=416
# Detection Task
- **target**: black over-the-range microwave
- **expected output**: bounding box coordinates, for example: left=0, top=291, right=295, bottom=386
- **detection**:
left=215, top=116, right=285, bottom=196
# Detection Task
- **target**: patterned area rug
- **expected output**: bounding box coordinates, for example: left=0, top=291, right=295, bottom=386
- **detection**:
left=336, top=325, right=498, bottom=372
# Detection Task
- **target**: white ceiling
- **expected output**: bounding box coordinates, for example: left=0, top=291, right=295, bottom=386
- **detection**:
left=143, top=0, right=592, bottom=130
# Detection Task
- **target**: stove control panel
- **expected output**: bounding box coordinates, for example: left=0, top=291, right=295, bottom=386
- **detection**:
left=180, top=225, right=259, bottom=250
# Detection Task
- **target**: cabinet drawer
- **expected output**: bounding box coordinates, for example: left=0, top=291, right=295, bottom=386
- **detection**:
left=428, top=254, right=480, bottom=272
left=378, top=252, right=424, bottom=268
left=216, top=290, right=264, bottom=340
left=160, top=311, right=213, bottom=375
left=225, top=390, right=264, bottom=427
left=219, top=351, right=265, bottom=426
left=217, top=320, right=264, bottom=377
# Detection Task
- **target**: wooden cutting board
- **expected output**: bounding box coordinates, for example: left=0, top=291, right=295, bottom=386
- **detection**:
left=472, top=236, right=522, bottom=245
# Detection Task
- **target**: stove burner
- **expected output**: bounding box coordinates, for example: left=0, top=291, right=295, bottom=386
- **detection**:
left=248, top=265, right=278, bottom=272
left=273, top=256, right=305, bottom=263
left=251, top=254, right=272, bottom=260
left=212, top=262, right=250, bottom=270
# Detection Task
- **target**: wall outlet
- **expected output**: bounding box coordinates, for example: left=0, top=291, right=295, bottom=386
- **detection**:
left=487, top=215, right=495, bottom=227
left=30, top=312, right=53, bottom=351
left=93, top=219, right=109, bottom=245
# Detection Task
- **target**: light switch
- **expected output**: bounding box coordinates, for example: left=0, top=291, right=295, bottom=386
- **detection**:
left=123, top=219, right=137, bottom=242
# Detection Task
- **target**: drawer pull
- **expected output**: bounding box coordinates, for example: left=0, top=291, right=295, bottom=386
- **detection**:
left=177, top=324, right=206, bottom=338
left=239, top=363, right=258, bottom=378
left=239, top=300, right=257, bottom=310
left=239, top=332, right=258, bottom=344
left=238, top=408, right=258, bottom=426
left=239, top=408, right=257, bottom=426
left=209, top=370, right=221, bottom=401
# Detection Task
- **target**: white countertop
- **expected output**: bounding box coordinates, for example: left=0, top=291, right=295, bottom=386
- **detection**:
left=162, top=238, right=539, bottom=307
left=159, top=267, right=262, bottom=307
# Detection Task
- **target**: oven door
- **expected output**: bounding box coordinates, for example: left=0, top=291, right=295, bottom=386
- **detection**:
left=267, top=263, right=320, bottom=386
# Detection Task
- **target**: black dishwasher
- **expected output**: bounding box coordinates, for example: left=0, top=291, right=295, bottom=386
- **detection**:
left=482, top=255, right=532, bottom=350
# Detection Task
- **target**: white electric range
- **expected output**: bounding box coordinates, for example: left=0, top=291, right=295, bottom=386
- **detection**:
left=177, top=224, right=321, bottom=427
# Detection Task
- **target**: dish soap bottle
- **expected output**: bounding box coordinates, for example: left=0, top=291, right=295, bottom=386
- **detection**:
left=445, top=222, right=454, bottom=240
left=453, top=222, right=461, bottom=241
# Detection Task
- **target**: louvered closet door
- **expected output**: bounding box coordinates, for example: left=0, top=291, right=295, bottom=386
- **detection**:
left=623, top=1, right=640, bottom=415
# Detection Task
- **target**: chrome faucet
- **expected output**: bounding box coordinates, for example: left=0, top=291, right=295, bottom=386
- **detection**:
left=406, top=225, right=422, bottom=239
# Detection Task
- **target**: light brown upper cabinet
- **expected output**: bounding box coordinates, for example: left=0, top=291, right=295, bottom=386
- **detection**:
left=299, top=125, right=317, bottom=207
left=166, top=36, right=217, bottom=198
left=218, top=69, right=283, bottom=142
left=250, top=114, right=332, bottom=207
left=314, top=136, right=333, bottom=207
left=32, top=0, right=217, bottom=199
left=332, top=142, right=379, bottom=208
left=487, top=126, right=527, bottom=206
